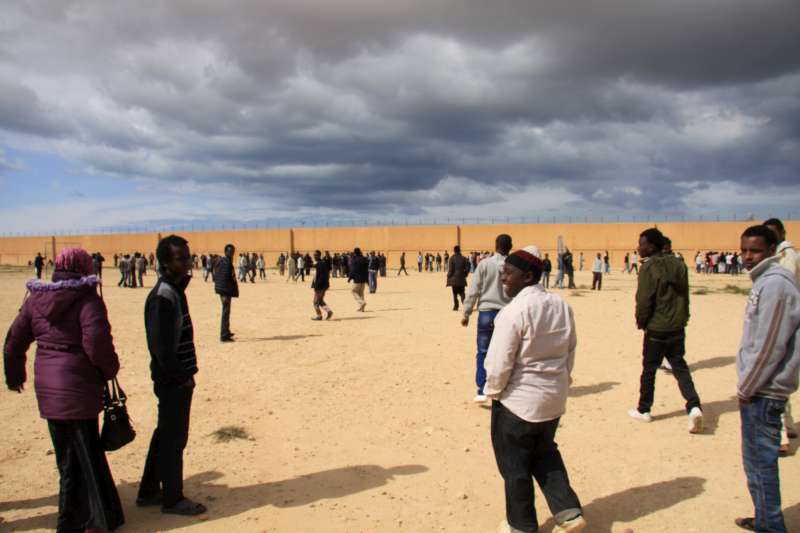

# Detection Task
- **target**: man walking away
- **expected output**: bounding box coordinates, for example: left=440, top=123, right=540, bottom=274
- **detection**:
left=628, top=228, right=703, bottom=433
left=214, top=244, right=238, bottom=342
left=591, top=253, right=603, bottom=290
left=447, top=245, right=469, bottom=311
left=461, top=234, right=513, bottom=403
left=417, top=252, right=423, bottom=273
left=398, top=252, right=409, bottom=276
left=34, top=252, right=44, bottom=279
left=311, top=250, right=333, bottom=321
left=138, top=235, right=206, bottom=516
left=734, top=225, right=800, bottom=532
left=348, top=248, right=369, bottom=311
left=484, top=248, right=586, bottom=533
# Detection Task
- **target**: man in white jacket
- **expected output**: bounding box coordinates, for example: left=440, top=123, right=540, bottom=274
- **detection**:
left=461, top=234, right=513, bottom=403
left=484, top=248, right=586, bottom=533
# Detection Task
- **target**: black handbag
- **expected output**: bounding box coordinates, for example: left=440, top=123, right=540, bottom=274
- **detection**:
left=101, top=378, right=136, bottom=451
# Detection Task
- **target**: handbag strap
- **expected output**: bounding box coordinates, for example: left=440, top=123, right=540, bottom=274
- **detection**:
left=104, top=377, right=127, bottom=408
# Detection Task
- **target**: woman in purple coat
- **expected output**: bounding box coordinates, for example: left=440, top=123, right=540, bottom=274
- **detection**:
left=4, top=247, right=124, bottom=532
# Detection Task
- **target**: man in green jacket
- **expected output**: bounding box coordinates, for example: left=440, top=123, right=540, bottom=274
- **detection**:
left=629, top=227, right=704, bottom=434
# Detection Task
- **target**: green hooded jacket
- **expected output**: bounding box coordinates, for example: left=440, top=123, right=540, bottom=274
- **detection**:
left=635, top=254, right=690, bottom=331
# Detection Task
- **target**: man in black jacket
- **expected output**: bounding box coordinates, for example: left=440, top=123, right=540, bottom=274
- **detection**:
left=138, top=234, right=206, bottom=516
left=34, top=253, right=44, bottom=279
left=214, top=244, right=238, bottom=342
left=348, top=247, right=369, bottom=312
left=447, top=245, right=470, bottom=311
left=311, top=250, right=333, bottom=320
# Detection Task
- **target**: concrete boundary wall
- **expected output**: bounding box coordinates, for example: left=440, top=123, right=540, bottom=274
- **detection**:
left=0, top=221, right=797, bottom=268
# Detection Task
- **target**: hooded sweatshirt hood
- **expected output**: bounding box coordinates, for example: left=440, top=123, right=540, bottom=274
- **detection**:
left=26, top=272, right=100, bottom=320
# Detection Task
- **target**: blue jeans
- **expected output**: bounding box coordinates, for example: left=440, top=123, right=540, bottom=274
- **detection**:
left=368, top=270, right=377, bottom=293
left=741, top=396, right=786, bottom=532
left=476, top=310, right=499, bottom=395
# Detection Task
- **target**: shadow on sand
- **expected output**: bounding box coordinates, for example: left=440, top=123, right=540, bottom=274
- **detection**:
left=539, top=476, right=706, bottom=532
left=0, top=464, right=428, bottom=532
left=235, top=334, right=323, bottom=342
left=688, top=355, right=736, bottom=372
left=569, top=382, right=621, bottom=398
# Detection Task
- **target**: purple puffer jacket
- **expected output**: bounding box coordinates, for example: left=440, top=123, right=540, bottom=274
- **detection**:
left=3, top=271, right=119, bottom=420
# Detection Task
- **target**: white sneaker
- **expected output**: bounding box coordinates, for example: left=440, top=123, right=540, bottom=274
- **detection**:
left=473, top=394, right=488, bottom=403
left=628, top=408, right=652, bottom=423
left=688, top=407, right=704, bottom=434
left=553, top=515, right=587, bottom=533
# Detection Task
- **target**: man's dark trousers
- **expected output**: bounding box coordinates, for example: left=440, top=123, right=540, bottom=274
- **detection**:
left=139, top=382, right=194, bottom=508
left=220, top=296, right=232, bottom=340
left=592, top=272, right=602, bottom=290
left=638, top=329, right=701, bottom=414
left=491, top=401, right=582, bottom=532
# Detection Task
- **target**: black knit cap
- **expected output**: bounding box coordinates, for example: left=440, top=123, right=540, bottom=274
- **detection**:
left=505, top=249, right=543, bottom=276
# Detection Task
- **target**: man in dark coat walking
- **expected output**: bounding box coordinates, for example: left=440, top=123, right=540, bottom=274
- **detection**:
left=447, top=245, right=470, bottom=311
left=214, top=244, right=239, bottom=342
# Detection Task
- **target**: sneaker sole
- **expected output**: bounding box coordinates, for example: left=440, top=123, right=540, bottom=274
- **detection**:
left=553, top=516, right=587, bottom=533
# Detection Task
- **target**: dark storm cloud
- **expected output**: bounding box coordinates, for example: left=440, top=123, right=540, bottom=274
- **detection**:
left=0, top=0, right=798, bottom=216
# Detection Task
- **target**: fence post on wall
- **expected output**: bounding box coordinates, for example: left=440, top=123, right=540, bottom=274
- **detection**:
left=456, top=225, right=461, bottom=248
left=289, top=228, right=295, bottom=255
left=51, top=236, right=56, bottom=260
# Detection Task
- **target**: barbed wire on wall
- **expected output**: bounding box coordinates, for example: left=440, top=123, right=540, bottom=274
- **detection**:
left=0, top=212, right=794, bottom=238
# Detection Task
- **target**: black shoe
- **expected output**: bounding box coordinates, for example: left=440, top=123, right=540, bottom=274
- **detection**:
left=162, top=498, right=207, bottom=516
left=221, top=336, right=234, bottom=342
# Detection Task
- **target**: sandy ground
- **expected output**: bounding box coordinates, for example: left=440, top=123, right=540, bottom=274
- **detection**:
left=1, top=265, right=799, bottom=533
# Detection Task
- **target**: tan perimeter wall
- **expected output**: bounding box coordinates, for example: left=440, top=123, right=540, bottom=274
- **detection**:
left=0, top=221, right=797, bottom=268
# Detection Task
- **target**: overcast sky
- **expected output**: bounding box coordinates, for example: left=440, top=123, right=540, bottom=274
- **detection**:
left=1, top=0, right=798, bottom=233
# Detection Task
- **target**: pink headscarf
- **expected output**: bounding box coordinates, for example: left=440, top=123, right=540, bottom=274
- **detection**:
left=54, top=247, right=94, bottom=276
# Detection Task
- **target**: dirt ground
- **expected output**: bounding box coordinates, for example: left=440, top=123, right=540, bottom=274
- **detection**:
left=1, top=265, right=799, bottom=532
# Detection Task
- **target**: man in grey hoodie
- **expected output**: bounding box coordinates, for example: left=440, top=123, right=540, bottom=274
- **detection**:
left=461, top=234, right=513, bottom=403
left=734, top=225, right=800, bottom=533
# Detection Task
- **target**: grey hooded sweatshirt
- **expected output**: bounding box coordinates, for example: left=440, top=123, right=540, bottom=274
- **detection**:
left=737, top=255, right=800, bottom=401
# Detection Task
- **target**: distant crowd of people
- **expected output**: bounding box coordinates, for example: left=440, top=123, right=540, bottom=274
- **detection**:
left=694, top=250, right=744, bottom=275
left=6, top=217, right=799, bottom=532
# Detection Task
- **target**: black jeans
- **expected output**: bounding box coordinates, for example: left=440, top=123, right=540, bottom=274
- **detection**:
left=591, top=272, right=602, bottom=290
left=491, top=401, right=582, bottom=532
left=220, top=295, right=232, bottom=340
left=48, top=419, right=124, bottom=532
left=139, top=382, right=194, bottom=508
left=638, top=329, right=701, bottom=414
left=451, top=286, right=465, bottom=310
